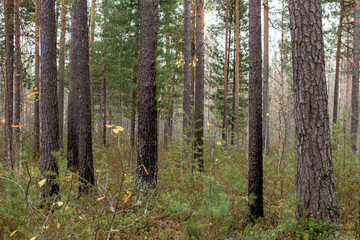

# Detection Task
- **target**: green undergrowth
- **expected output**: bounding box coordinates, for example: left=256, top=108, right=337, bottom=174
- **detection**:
left=0, top=125, right=359, bottom=239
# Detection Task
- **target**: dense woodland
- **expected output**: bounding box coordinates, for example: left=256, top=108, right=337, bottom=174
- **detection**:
left=1, top=0, right=360, bottom=239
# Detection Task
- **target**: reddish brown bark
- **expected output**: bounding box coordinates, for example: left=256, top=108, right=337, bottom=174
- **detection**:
left=222, top=0, right=229, bottom=145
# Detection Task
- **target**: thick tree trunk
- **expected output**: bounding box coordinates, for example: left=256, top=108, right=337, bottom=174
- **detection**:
left=68, top=0, right=95, bottom=194
left=33, top=0, right=40, bottom=156
left=222, top=0, right=229, bottom=145
left=191, top=0, right=196, bottom=107
left=135, top=0, right=159, bottom=189
left=58, top=0, right=67, bottom=149
left=248, top=0, right=263, bottom=220
left=351, top=0, right=360, bottom=153
left=262, top=0, right=270, bottom=153
left=194, top=0, right=204, bottom=171
left=40, top=0, right=59, bottom=197
left=289, top=0, right=339, bottom=225
left=183, top=0, right=192, bottom=160
left=333, top=0, right=345, bottom=124
left=3, top=0, right=14, bottom=168
left=14, top=0, right=21, bottom=154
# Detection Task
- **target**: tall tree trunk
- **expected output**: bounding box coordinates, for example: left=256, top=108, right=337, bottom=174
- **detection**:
left=135, top=0, right=159, bottom=189
left=40, top=0, right=59, bottom=197
left=222, top=0, right=229, bottom=145
left=183, top=0, right=192, bottom=160
left=289, top=0, right=339, bottom=224
left=3, top=0, right=14, bottom=168
left=33, top=0, right=40, bottom=156
left=333, top=0, right=345, bottom=124
left=89, top=0, right=96, bottom=97
left=14, top=0, right=21, bottom=155
left=262, top=0, right=270, bottom=153
left=191, top=0, right=196, bottom=107
left=351, top=0, right=360, bottom=153
left=164, top=26, right=170, bottom=149
left=130, top=76, right=137, bottom=163
left=194, top=0, right=204, bottom=171
left=248, top=0, right=263, bottom=220
left=102, top=68, right=107, bottom=147
left=68, top=0, right=95, bottom=194
left=58, top=0, right=67, bottom=149
left=235, top=0, right=240, bottom=150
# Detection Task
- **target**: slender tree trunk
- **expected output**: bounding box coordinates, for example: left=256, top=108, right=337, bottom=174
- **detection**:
left=33, top=0, right=40, bottom=156
left=333, top=0, right=345, bottom=124
left=68, top=0, right=95, bottom=194
left=222, top=0, right=229, bottom=145
left=183, top=0, right=192, bottom=161
left=191, top=0, right=196, bottom=107
left=289, top=0, right=339, bottom=225
left=14, top=0, right=21, bottom=154
left=248, top=0, right=263, bottom=220
left=235, top=0, right=240, bottom=150
left=194, top=0, right=204, bottom=171
left=262, top=0, right=270, bottom=153
left=3, top=0, right=14, bottom=168
left=130, top=76, right=137, bottom=163
left=351, top=0, right=360, bottom=153
left=58, top=0, right=67, bottom=149
left=164, top=27, right=170, bottom=149
left=40, top=0, right=59, bottom=197
left=102, top=68, right=107, bottom=147
left=135, top=0, right=159, bottom=189
left=89, top=0, right=96, bottom=97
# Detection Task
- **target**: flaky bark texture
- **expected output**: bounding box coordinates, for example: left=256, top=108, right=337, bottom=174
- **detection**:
left=135, top=0, right=159, bottom=189
left=183, top=0, right=192, bottom=160
left=332, top=0, right=344, bottom=124
left=262, top=0, right=270, bottom=153
left=248, top=0, right=263, bottom=220
left=40, top=0, right=59, bottom=198
left=3, top=0, right=14, bottom=168
left=194, top=0, right=204, bottom=171
left=68, top=0, right=95, bottom=193
left=14, top=0, right=21, bottom=151
left=58, top=0, right=67, bottom=149
left=33, top=0, right=40, bottom=156
left=222, top=0, right=229, bottom=145
left=289, top=0, right=339, bottom=225
left=351, top=0, right=360, bottom=153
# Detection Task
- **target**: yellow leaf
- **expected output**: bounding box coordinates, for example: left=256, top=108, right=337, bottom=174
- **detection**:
left=216, top=141, right=222, bottom=146
left=105, top=124, right=114, bottom=128
left=206, top=121, right=210, bottom=130
left=11, top=124, right=21, bottom=128
left=97, top=197, right=105, bottom=201
left=113, top=129, right=120, bottom=134
left=123, top=193, right=132, bottom=204
left=30, top=237, right=37, bottom=240
left=27, top=91, right=39, bottom=99
left=66, top=173, right=72, bottom=181
left=10, top=230, right=18, bottom=237
left=57, top=223, right=60, bottom=229
left=1, top=116, right=5, bottom=123
left=115, top=126, right=124, bottom=131
left=38, top=179, right=46, bottom=187
left=79, top=216, right=83, bottom=220
left=57, top=201, right=63, bottom=207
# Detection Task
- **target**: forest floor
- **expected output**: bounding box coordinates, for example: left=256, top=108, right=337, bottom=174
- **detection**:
left=0, top=132, right=359, bottom=239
